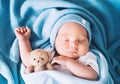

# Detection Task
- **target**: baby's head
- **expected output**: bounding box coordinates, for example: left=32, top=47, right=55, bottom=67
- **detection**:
left=50, top=14, right=91, bottom=58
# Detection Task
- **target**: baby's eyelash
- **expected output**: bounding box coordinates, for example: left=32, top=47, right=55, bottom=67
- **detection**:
left=60, top=38, right=68, bottom=41
left=64, top=39, right=69, bottom=41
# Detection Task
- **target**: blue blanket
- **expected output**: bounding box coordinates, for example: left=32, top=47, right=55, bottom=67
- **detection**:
left=20, top=49, right=113, bottom=84
left=0, top=0, right=120, bottom=84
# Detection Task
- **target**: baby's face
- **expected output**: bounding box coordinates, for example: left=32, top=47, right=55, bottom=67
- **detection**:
left=55, top=22, right=89, bottom=58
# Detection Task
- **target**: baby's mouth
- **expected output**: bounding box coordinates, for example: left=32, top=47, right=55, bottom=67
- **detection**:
left=68, top=51, right=77, bottom=56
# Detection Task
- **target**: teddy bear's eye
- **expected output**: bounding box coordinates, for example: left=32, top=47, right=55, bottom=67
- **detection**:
left=41, top=58, right=44, bottom=60
left=34, top=58, right=36, bottom=60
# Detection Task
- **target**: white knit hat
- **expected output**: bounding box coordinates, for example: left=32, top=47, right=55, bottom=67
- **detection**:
left=50, top=14, right=91, bottom=50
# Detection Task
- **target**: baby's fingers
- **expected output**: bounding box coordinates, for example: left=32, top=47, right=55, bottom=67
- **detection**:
left=20, top=27, right=27, bottom=33
left=14, top=27, right=24, bottom=33
left=25, top=26, right=31, bottom=33
left=51, top=58, right=59, bottom=65
left=14, top=28, right=22, bottom=36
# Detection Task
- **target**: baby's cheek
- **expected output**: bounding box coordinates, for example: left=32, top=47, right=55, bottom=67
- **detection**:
left=78, top=49, right=88, bottom=56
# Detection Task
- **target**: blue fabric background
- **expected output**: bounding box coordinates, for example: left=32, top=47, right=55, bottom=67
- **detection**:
left=0, top=0, right=120, bottom=84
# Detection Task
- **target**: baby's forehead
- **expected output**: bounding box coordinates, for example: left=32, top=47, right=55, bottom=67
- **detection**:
left=59, top=22, right=87, bottom=32
left=62, top=22, right=83, bottom=26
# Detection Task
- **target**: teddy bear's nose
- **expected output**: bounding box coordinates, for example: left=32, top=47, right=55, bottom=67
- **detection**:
left=37, top=60, right=40, bottom=63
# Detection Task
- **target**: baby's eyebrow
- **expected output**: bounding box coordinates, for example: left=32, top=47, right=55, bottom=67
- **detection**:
left=78, top=35, right=88, bottom=40
left=59, top=37, right=67, bottom=40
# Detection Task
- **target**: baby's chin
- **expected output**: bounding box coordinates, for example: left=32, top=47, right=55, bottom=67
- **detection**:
left=64, top=54, right=79, bottom=59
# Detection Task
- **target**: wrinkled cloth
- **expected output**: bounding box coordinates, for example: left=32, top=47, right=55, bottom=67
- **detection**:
left=0, top=0, right=120, bottom=84
left=21, top=49, right=112, bottom=84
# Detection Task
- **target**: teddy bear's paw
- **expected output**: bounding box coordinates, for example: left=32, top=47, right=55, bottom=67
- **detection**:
left=25, top=66, right=34, bottom=74
left=46, top=63, right=54, bottom=70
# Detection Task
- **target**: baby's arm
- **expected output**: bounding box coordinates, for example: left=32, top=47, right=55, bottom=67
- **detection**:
left=66, top=58, right=98, bottom=80
left=14, top=27, right=32, bottom=67
left=52, top=56, right=98, bottom=80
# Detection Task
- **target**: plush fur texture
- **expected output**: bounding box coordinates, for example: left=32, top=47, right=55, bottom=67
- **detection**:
left=25, top=49, right=54, bottom=74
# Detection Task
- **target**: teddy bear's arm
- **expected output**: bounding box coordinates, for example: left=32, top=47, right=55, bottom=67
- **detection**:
left=34, top=66, right=46, bottom=72
left=25, top=66, right=34, bottom=74
left=46, top=63, right=54, bottom=70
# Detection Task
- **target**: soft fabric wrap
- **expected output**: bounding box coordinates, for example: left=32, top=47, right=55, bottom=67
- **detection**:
left=0, top=0, right=120, bottom=84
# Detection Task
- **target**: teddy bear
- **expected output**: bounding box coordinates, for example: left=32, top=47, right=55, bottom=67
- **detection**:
left=25, top=49, right=54, bottom=74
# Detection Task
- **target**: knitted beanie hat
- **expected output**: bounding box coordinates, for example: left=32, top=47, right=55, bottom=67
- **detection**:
left=50, top=14, right=91, bottom=50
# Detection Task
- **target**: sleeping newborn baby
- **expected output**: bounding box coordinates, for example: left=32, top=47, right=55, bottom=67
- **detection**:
left=50, top=14, right=99, bottom=80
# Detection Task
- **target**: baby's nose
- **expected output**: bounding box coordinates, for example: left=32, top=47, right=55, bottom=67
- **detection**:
left=70, top=42, right=78, bottom=49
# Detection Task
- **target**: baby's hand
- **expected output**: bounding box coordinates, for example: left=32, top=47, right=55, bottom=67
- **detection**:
left=14, top=27, right=31, bottom=40
left=51, top=56, right=72, bottom=66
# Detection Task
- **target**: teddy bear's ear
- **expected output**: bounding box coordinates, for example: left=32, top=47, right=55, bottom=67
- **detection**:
left=27, top=52, right=30, bottom=56
left=26, top=52, right=31, bottom=60
left=26, top=51, right=34, bottom=61
left=46, top=51, right=55, bottom=62
left=46, top=51, right=51, bottom=58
